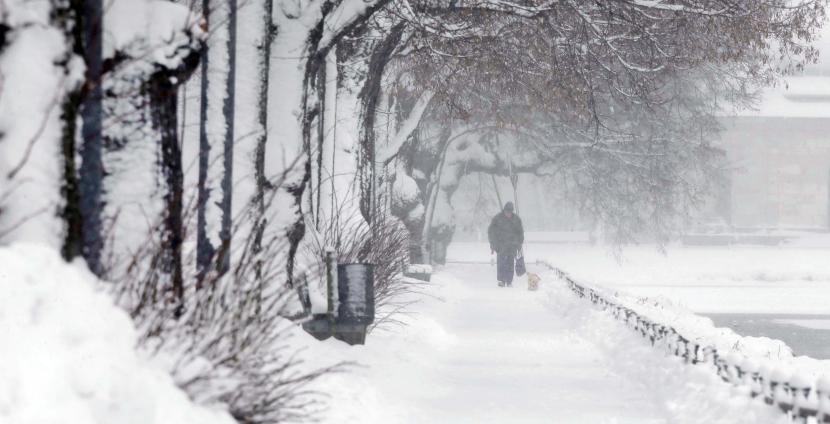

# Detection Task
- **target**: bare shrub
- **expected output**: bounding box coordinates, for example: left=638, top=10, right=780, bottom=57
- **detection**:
left=109, top=180, right=349, bottom=423
left=304, top=209, right=428, bottom=331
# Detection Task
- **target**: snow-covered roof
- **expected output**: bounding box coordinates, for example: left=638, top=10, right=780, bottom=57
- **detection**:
left=723, top=20, right=830, bottom=119
left=731, top=76, right=830, bottom=118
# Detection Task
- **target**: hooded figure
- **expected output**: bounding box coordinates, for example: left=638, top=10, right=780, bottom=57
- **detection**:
left=487, top=202, right=524, bottom=286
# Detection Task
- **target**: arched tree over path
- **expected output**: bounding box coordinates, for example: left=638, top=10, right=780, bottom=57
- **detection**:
left=347, top=0, right=827, bottom=263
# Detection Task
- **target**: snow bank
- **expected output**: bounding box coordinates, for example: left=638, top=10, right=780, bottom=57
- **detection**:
left=0, top=244, right=234, bottom=424
left=560, top=268, right=796, bottom=361
left=543, top=261, right=830, bottom=419
left=542, top=277, right=784, bottom=423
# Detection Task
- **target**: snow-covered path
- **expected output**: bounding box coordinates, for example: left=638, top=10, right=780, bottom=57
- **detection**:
left=397, top=264, right=662, bottom=423
left=314, top=261, right=783, bottom=423
left=317, top=262, right=779, bottom=423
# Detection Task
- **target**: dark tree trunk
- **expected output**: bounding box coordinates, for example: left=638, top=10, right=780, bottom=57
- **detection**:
left=54, top=1, right=84, bottom=262
left=356, top=24, right=404, bottom=224
left=151, top=78, right=185, bottom=312
left=149, top=49, right=202, bottom=315
left=254, top=0, right=274, bottom=196
left=79, top=0, right=104, bottom=275
left=196, top=0, right=214, bottom=284
left=403, top=214, right=425, bottom=264
left=252, top=0, right=275, bottom=281
left=313, top=59, right=326, bottom=229
left=396, top=127, right=451, bottom=264
left=60, top=92, right=84, bottom=261
left=217, top=0, right=237, bottom=275
left=290, top=5, right=333, bottom=288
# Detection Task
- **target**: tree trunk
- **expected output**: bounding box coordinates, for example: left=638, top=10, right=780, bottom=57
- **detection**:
left=317, top=44, right=343, bottom=230
left=217, top=0, right=237, bottom=274
left=356, top=24, right=404, bottom=223
left=150, top=42, right=202, bottom=313
left=420, top=140, right=451, bottom=264
left=150, top=75, right=185, bottom=314
left=196, top=0, right=214, bottom=283
left=294, top=46, right=326, bottom=288
left=312, top=53, right=326, bottom=230
left=55, top=1, right=84, bottom=261
left=79, top=0, right=104, bottom=275
left=60, top=92, right=84, bottom=262
left=252, top=0, right=274, bottom=282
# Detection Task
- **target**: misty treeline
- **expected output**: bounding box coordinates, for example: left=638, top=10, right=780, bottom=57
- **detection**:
left=0, top=0, right=826, bottom=421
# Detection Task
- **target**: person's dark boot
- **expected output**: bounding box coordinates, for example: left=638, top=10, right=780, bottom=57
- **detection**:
left=498, top=281, right=505, bottom=287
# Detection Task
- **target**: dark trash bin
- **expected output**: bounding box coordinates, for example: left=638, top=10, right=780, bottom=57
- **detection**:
left=334, top=263, right=374, bottom=345
left=301, top=263, right=375, bottom=345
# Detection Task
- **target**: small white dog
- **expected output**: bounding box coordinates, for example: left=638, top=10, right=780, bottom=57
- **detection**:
left=527, top=272, right=541, bottom=291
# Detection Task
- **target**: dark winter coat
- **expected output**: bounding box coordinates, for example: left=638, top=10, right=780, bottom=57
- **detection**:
left=487, top=212, right=524, bottom=255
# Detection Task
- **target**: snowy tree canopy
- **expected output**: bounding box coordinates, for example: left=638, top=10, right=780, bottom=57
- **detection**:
left=346, top=0, right=828, bottom=251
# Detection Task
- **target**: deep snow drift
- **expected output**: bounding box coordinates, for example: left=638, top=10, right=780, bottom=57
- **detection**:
left=0, top=244, right=234, bottom=424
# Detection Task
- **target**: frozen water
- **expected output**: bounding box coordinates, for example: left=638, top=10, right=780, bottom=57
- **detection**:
left=708, top=314, right=830, bottom=359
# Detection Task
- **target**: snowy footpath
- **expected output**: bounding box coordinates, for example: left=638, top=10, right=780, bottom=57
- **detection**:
left=316, top=263, right=780, bottom=423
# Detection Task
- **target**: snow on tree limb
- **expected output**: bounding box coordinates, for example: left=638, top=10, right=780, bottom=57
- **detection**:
left=379, top=89, right=434, bottom=164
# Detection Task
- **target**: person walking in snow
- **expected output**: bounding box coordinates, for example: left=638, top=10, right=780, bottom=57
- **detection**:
left=487, top=201, right=524, bottom=287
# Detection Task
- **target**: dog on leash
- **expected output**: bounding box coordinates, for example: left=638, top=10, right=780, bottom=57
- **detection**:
left=527, top=272, right=541, bottom=291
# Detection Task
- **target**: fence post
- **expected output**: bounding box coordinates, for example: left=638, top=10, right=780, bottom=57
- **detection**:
left=742, top=359, right=760, bottom=396
left=726, top=353, right=743, bottom=384
left=772, top=369, right=794, bottom=418
left=759, top=363, right=773, bottom=405
left=690, top=343, right=700, bottom=365
left=793, top=373, right=818, bottom=422
left=817, top=376, right=830, bottom=423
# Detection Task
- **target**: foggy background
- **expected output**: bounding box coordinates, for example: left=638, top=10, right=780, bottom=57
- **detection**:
left=452, top=27, right=830, bottom=245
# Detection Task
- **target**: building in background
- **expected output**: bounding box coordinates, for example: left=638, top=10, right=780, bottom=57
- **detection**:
left=453, top=32, right=830, bottom=242
left=716, top=62, right=830, bottom=231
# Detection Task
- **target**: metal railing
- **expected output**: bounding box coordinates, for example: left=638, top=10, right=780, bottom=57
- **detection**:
left=541, top=261, right=830, bottom=423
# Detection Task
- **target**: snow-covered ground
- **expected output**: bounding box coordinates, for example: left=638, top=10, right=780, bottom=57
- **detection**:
left=0, top=244, right=234, bottom=424
left=5, top=240, right=825, bottom=423
left=316, top=262, right=781, bottom=423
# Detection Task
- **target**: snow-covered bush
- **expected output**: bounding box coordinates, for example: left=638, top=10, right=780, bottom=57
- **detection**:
left=0, top=244, right=234, bottom=424
left=109, top=184, right=343, bottom=423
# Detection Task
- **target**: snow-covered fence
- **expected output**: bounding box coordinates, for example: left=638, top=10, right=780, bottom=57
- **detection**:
left=542, top=261, right=830, bottom=423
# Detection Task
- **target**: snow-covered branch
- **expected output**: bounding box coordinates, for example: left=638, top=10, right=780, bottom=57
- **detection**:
left=319, top=0, right=391, bottom=50
left=379, top=89, right=434, bottom=164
